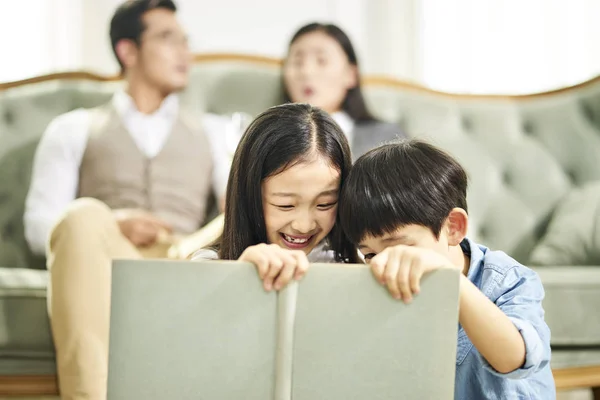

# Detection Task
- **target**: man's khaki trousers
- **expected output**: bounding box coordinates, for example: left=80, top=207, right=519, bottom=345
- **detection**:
left=46, top=198, right=223, bottom=400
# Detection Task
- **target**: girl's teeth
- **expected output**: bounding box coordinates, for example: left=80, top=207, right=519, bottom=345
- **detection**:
left=284, top=234, right=308, bottom=243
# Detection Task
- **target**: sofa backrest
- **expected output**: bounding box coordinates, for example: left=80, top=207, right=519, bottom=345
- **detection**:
left=2, top=53, right=600, bottom=268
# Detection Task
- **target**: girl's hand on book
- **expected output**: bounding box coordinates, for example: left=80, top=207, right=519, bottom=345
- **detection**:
left=239, top=243, right=309, bottom=291
left=369, top=245, right=455, bottom=303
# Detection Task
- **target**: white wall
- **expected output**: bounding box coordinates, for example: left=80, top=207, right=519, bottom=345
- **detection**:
left=2, top=0, right=600, bottom=94
left=0, top=0, right=53, bottom=82
left=419, top=0, right=600, bottom=94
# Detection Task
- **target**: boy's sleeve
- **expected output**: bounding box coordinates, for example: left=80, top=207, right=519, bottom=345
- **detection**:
left=478, top=266, right=551, bottom=379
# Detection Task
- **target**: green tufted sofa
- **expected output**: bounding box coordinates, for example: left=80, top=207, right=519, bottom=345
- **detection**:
left=1, top=53, right=600, bottom=396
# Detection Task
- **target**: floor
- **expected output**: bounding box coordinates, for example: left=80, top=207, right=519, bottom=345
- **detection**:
left=557, top=389, right=593, bottom=400
left=0, top=389, right=594, bottom=400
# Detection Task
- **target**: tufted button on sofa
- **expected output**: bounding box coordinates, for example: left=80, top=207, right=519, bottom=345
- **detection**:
left=1, top=54, right=600, bottom=396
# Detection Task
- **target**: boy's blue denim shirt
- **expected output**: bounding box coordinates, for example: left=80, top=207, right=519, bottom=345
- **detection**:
left=455, top=238, right=555, bottom=400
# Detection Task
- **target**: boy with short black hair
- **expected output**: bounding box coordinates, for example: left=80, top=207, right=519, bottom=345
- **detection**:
left=339, top=139, right=555, bottom=399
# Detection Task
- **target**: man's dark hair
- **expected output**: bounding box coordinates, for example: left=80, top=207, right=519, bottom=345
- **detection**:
left=339, top=139, right=469, bottom=244
left=109, top=0, right=177, bottom=70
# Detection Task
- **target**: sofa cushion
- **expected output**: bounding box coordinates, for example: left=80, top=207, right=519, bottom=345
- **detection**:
left=551, top=350, right=600, bottom=369
left=530, top=181, right=600, bottom=266
left=0, top=268, right=54, bottom=363
left=0, top=139, right=44, bottom=270
left=361, top=92, right=600, bottom=263
left=532, top=267, right=600, bottom=346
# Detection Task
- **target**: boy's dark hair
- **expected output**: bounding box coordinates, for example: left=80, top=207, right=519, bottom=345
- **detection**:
left=282, top=22, right=375, bottom=122
left=109, top=0, right=177, bottom=70
left=220, top=103, right=359, bottom=263
left=339, top=139, right=468, bottom=244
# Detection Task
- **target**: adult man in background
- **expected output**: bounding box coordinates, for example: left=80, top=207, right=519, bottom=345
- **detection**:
left=24, top=1, right=230, bottom=398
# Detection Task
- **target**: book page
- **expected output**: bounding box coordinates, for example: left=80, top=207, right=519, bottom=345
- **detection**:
left=107, top=259, right=277, bottom=400
left=291, top=265, right=460, bottom=400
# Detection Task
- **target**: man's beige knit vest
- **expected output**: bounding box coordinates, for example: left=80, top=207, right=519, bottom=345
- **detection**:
left=77, top=102, right=213, bottom=234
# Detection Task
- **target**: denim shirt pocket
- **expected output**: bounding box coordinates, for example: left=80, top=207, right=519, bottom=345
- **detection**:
left=456, top=326, right=473, bottom=365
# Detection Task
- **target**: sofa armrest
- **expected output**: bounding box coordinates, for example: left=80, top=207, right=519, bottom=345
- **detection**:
left=0, top=267, right=47, bottom=297
left=530, top=266, right=600, bottom=346
left=0, top=238, right=29, bottom=270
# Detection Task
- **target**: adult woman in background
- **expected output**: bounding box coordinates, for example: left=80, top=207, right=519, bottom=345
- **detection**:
left=176, top=23, right=408, bottom=256
left=282, top=22, right=407, bottom=158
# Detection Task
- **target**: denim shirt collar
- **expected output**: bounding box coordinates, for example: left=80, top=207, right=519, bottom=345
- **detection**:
left=461, top=237, right=486, bottom=282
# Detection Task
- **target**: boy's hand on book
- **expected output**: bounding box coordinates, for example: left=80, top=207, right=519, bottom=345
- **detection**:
left=239, top=244, right=309, bottom=292
left=369, top=245, right=454, bottom=303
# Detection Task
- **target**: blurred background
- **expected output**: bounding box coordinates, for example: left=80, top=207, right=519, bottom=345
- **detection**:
left=1, top=0, right=600, bottom=93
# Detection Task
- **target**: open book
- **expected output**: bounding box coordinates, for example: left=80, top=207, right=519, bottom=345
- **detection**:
left=107, top=260, right=460, bottom=399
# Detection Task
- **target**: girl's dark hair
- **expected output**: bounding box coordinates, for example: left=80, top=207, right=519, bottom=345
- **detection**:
left=282, top=22, right=375, bottom=122
left=220, top=103, right=359, bottom=263
left=339, top=139, right=469, bottom=244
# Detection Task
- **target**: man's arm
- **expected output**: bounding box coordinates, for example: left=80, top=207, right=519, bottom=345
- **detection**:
left=24, top=110, right=89, bottom=255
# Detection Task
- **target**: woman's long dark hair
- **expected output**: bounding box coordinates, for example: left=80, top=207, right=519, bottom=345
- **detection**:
left=282, top=22, right=375, bottom=122
left=219, top=103, right=359, bottom=263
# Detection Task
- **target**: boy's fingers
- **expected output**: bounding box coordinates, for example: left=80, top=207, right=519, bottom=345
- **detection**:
left=384, top=254, right=401, bottom=299
left=397, top=256, right=412, bottom=303
left=370, top=252, right=388, bottom=284
left=409, top=258, right=423, bottom=295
